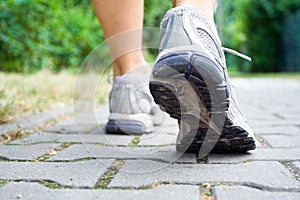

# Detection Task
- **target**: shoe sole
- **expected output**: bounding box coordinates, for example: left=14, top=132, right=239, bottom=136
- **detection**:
left=106, top=113, right=153, bottom=135
left=150, top=51, right=255, bottom=153
left=106, top=120, right=150, bottom=135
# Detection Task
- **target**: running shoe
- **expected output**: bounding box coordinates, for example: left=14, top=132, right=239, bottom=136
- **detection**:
left=107, top=66, right=164, bottom=135
left=149, top=6, right=256, bottom=153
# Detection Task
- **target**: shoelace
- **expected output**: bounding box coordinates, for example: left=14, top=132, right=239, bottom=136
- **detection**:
left=222, top=47, right=252, bottom=62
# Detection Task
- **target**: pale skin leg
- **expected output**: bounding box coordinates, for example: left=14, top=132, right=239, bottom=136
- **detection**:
left=91, top=0, right=147, bottom=79
left=91, top=0, right=216, bottom=78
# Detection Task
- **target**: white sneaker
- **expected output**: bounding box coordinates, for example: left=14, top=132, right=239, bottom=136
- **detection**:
left=107, top=66, right=164, bottom=135
left=149, top=6, right=256, bottom=153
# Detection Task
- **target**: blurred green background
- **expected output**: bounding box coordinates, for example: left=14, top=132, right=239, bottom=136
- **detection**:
left=0, top=0, right=299, bottom=73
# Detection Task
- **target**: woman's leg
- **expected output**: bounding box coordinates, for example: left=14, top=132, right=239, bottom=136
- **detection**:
left=173, top=0, right=216, bottom=25
left=91, top=0, right=147, bottom=79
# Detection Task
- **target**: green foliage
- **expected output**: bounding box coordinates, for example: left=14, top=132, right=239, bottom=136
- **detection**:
left=144, top=0, right=171, bottom=27
left=219, top=0, right=300, bottom=72
left=0, top=0, right=171, bottom=73
left=144, top=0, right=171, bottom=57
left=0, top=0, right=103, bottom=72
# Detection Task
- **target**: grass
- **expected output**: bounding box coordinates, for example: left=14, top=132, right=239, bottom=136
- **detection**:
left=0, top=70, right=111, bottom=125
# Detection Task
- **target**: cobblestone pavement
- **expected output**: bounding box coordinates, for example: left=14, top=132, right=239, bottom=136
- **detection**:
left=1, top=78, right=300, bottom=200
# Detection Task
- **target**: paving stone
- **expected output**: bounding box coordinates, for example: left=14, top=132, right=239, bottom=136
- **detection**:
left=248, top=118, right=286, bottom=129
left=44, top=107, right=110, bottom=134
left=0, top=160, right=113, bottom=187
left=249, top=119, right=299, bottom=129
left=213, top=185, right=300, bottom=200
left=253, top=126, right=300, bottom=135
left=0, top=106, right=73, bottom=135
left=1, top=78, right=300, bottom=199
left=94, top=106, right=110, bottom=119
left=0, top=144, right=60, bottom=160
left=10, top=132, right=134, bottom=146
left=247, top=115, right=280, bottom=124
left=90, top=126, right=106, bottom=134
left=283, top=119, right=300, bottom=126
left=0, top=123, right=18, bottom=135
left=252, top=137, right=264, bottom=148
left=153, top=125, right=179, bottom=136
left=277, top=113, right=300, bottom=120
left=44, top=124, right=98, bottom=134
left=138, top=132, right=176, bottom=146
left=109, top=160, right=300, bottom=189
left=72, top=111, right=108, bottom=125
left=262, top=135, right=300, bottom=148
left=0, top=182, right=200, bottom=200
left=207, top=148, right=300, bottom=164
left=291, top=162, right=300, bottom=174
left=48, top=144, right=196, bottom=163
left=243, top=109, right=275, bottom=120
left=234, top=78, right=300, bottom=114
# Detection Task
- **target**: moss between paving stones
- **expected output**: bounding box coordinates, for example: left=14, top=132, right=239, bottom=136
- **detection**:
left=54, top=142, right=73, bottom=151
left=0, top=180, right=7, bottom=187
left=35, top=142, right=73, bottom=161
left=200, top=183, right=214, bottom=200
left=95, top=160, right=124, bottom=189
left=129, top=136, right=141, bottom=147
left=280, top=161, right=300, bottom=182
left=39, top=180, right=70, bottom=189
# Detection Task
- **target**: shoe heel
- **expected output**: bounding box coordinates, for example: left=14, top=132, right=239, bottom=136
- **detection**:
left=149, top=82, right=182, bottom=119
left=150, top=51, right=230, bottom=119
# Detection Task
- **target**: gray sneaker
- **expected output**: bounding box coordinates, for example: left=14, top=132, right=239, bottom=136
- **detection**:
left=149, top=6, right=256, bottom=153
left=106, top=66, right=164, bottom=135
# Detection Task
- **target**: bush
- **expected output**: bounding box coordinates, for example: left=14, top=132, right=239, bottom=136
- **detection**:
left=144, top=0, right=171, bottom=27
left=219, top=0, right=300, bottom=72
left=0, top=0, right=103, bottom=73
left=0, top=0, right=172, bottom=73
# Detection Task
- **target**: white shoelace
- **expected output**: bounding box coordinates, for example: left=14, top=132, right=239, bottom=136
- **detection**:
left=222, top=47, right=252, bottom=62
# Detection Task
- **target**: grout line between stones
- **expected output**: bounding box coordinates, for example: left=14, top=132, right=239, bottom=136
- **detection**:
left=280, top=161, right=300, bottom=182
left=1, top=114, right=72, bottom=145
left=1, top=179, right=300, bottom=193
left=34, top=142, right=73, bottom=162
left=129, top=136, right=141, bottom=147
left=0, top=180, right=7, bottom=188
left=200, top=183, right=214, bottom=200
left=94, top=160, right=125, bottom=189
left=272, top=113, right=285, bottom=120
left=254, top=134, right=270, bottom=148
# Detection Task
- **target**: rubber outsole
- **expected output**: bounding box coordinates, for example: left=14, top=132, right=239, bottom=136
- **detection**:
left=106, top=120, right=149, bottom=135
left=150, top=51, right=256, bottom=153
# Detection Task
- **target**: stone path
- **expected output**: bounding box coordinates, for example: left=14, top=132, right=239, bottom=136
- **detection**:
left=1, top=78, right=300, bottom=200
